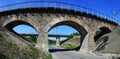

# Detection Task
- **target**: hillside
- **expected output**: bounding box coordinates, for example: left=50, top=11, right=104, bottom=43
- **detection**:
left=61, top=36, right=80, bottom=49
left=0, top=26, right=51, bottom=59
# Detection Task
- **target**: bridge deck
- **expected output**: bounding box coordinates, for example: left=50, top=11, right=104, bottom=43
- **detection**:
left=20, top=34, right=75, bottom=37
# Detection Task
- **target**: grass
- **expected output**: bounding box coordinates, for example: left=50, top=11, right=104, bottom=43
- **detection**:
left=61, top=44, right=76, bottom=49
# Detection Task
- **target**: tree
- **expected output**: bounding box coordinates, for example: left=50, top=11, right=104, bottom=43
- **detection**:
left=29, top=35, right=37, bottom=43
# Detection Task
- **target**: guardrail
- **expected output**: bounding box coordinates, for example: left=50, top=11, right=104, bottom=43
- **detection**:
left=0, top=0, right=119, bottom=24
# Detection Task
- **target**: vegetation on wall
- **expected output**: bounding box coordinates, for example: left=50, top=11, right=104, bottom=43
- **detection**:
left=28, top=35, right=37, bottom=43
left=48, top=39, right=56, bottom=45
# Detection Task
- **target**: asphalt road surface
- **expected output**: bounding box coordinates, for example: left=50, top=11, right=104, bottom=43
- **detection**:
left=49, top=45, right=106, bottom=59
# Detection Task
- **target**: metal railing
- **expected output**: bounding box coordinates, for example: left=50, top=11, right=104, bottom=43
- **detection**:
left=0, top=0, right=119, bottom=24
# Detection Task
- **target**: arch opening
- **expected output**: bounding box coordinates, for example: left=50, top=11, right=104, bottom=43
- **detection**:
left=4, top=20, right=38, bottom=44
left=94, top=27, right=111, bottom=42
left=94, top=27, right=111, bottom=50
left=48, top=21, right=88, bottom=51
left=48, top=25, right=80, bottom=49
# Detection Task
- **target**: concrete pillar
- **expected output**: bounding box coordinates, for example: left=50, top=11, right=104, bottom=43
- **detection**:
left=36, top=32, right=49, bottom=52
left=88, top=33, right=96, bottom=52
left=80, top=33, right=96, bottom=53
left=80, top=34, right=89, bottom=52
left=56, top=36, right=60, bottom=47
left=80, top=26, right=97, bottom=53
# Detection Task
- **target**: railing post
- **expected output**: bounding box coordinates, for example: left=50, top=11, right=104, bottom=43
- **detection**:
left=75, top=6, right=76, bottom=13
left=80, top=7, right=82, bottom=14
left=61, top=2, right=63, bottom=11
left=54, top=2, right=56, bottom=10
left=97, top=12, right=98, bottom=18
left=86, top=8, right=88, bottom=15
left=13, top=5, right=15, bottom=11
left=92, top=10, right=94, bottom=16
left=68, top=4, right=70, bottom=11
left=2, top=7, right=4, bottom=12
left=105, top=15, right=106, bottom=20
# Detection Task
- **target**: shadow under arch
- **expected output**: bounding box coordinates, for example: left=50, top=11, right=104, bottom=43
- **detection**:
left=4, top=20, right=38, bottom=43
left=48, top=21, right=88, bottom=51
left=94, top=27, right=111, bottom=42
left=4, top=20, right=37, bottom=34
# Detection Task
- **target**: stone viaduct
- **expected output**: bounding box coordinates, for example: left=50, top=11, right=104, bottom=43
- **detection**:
left=0, top=8, right=117, bottom=52
left=0, top=8, right=118, bottom=53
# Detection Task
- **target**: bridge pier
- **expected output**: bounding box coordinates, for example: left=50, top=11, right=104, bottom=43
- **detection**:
left=36, top=32, right=49, bottom=52
left=80, top=34, right=96, bottom=53
left=80, top=25, right=97, bottom=53
left=56, top=36, right=60, bottom=47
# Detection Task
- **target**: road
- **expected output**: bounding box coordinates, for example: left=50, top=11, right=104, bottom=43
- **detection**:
left=49, top=45, right=106, bottom=59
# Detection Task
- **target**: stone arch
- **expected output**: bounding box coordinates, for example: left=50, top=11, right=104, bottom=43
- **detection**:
left=94, top=26, right=111, bottom=42
left=4, top=20, right=38, bottom=34
left=3, top=20, right=39, bottom=44
left=46, top=19, right=88, bottom=50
